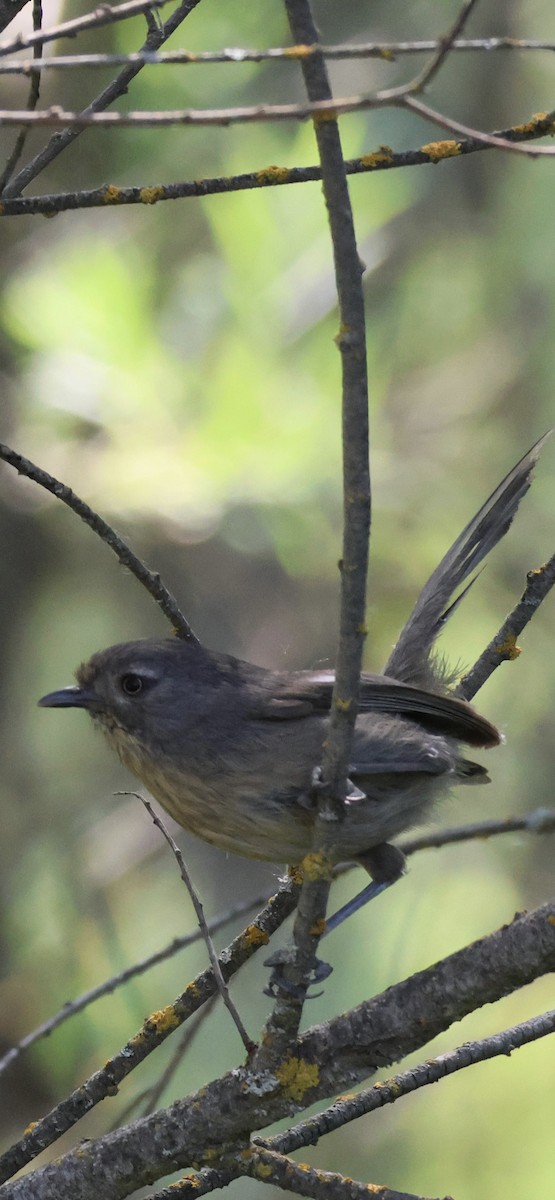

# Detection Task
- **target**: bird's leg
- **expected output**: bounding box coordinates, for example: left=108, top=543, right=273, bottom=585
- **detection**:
left=325, top=843, right=406, bottom=934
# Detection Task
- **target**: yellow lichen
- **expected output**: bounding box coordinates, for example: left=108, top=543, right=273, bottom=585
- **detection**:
left=254, top=1161, right=274, bottom=1179
left=139, top=186, right=165, bottom=205
left=276, top=1055, right=319, bottom=1101
left=310, top=917, right=326, bottom=938
left=359, top=149, right=394, bottom=169
left=103, top=184, right=124, bottom=205
left=284, top=45, right=313, bottom=59
left=244, top=923, right=270, bottom=947
left=420, top=139, right=461, bottom=163
left=495, top=635, right=521, bottom=661
left=335, top=697, right=351, bottom=712
left=301, top=851, right=334, bottom=882
left=256, top=165, right=291, bottom=185
left=147, top=1005, right=181, bottom=1034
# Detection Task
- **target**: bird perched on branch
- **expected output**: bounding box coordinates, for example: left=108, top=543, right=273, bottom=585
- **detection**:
left=39, top=438, right=547, bottom=929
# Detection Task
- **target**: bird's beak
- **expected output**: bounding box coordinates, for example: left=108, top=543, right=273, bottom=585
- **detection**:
left=38, top=686, right=96, bottom=709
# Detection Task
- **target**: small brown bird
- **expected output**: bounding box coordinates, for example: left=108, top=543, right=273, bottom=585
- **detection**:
left=39, top=439, right=546, bottom=928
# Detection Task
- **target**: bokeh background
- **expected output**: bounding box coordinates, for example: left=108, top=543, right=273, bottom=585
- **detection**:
left=0, top=1, right=554, bottom=1196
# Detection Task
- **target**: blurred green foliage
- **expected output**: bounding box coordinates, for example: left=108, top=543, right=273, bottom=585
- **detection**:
left=0, top=1, right=554, bottom=1197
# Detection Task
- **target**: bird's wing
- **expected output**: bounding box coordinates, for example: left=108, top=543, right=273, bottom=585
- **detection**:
left=246, top=670, right=499, bottom=748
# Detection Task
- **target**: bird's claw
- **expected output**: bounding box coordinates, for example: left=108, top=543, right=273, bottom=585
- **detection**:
left=263, top=950, right=333, bottom=998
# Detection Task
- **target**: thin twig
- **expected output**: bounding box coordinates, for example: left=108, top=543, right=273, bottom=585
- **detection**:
left=0, top=876, right=301, bottom=1182
left=403, top=0, right=481, bottom=94
left=259, top=1008, right=555, bottom=1157
left=4, top=28, right=555, bottom=64
left=4, top=36, right=555, bottom=74
left=0, top=891, right=267, bottom=1080
left=400, top=808, right=555, bottom=856
left=0, top=0, right=175, bottom=57
left=456, top=555, right=555, bottom=700
left=241, top=1146, right=438, bottom=1200
left=1, top=109, right=553, bottom=219
left=403, top=94, right=555, bottom=157
left=0, top=442, right=196, bottom=640
left=1, top=0, right=204, bottom=199
left=0, top=0, right=43, bottom=190
left=136, top=795, right=254, bottom=1054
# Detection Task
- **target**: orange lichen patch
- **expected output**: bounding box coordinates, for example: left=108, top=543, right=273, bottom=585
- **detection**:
left=420, top=139, right=461, bottom=162
left=547, top=914, right=555, bottom=927
left=23, top=1121, right=39, bottom=1135
left=256, top=165, right=291, bottom=185
left=139, top=186, right=165, bottom=205
left=284, top=44, right=313, bottom=59
left=513, top=112, right=555, bottom=136
left=360, top=148, right=394, bottom=168
left=167, top=1178, right=201, bottom=1192
left=301, top=851, right=334, bottom=882
left=244, top=923, right=270, bottom=947
left=310, top=917, right=326, bottom=937
left=147, top=1005, right=181, bottom=1035
left=276, top=1055, right=319, bottom=1100
left=103, top=184, right=124, bottom=204
left=496, top=635, right=521, bottom=660
left=253, top=1160, right=274, bottom=1179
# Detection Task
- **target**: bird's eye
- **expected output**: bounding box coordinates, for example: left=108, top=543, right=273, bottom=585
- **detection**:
left=120, top=673, right=144, bottom=696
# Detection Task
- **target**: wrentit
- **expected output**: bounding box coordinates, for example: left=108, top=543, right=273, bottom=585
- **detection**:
left=39, top=439, right=546, bottom=929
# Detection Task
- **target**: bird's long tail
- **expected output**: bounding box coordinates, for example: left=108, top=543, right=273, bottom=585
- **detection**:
left=384, top=433, right=549, bottom=687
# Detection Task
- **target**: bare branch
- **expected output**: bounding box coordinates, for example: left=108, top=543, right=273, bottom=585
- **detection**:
left=138, top=996, right=218, bottom=1120
left=400, top=807, right=555, bottom=855
left=0, top=878, right=300, bottom=1183
left=0, top=110, right=553, bottom=219
left=456, top=555, right=555, bottom=700
left=0, top=0, right=176, bottom=57
left=0, top=442, right=197, bottom=641
left=262, top=1008, right=555, bottom=1156
left=137, top=795, right=254, bottom=1053
left=403, top=95, right=555, bottom=157
left=241, top=1146, right=438, bottom=1200
left=405, top=0, right=481, bottom=94
left=4, top=32, right=555, bottom=69
left=252, top=0, right=371, bottom=1055
left=0, top=0, right=43, bottom=190
left=2, top=902, right=553, bottom=1196
left=1, top=0, right=204, bottom=199
left=0, top=891, right=268, bottom=1081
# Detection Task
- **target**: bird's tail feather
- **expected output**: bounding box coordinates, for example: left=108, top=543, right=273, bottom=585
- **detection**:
left=384, top=433, right=549, bottom=687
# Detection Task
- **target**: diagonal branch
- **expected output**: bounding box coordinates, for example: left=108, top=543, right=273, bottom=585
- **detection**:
left=137, top=795, right=254, bottom=1053
left=456, top=554, right=555, bottom=700
left=1, top=902, right=553, bottom=1197
left=0, top=878, right=300, bottom=1183
left=0, top=441, right=197, bottom=640
left=1, top=0, right=204, bottom=198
